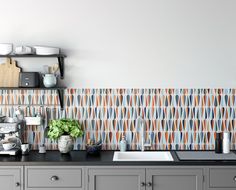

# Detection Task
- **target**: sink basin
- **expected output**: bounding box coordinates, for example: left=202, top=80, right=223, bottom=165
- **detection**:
left=113, top=151, right=174, bottom=161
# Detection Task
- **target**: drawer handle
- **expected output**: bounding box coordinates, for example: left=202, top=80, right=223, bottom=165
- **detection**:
left=147, top=182, right=152, bottom=187
left=234, top=176, right=236, bottom=181
left=15, top=182, right=20, bottom=187
left=51, top=176, right=59, bottom=181
left=141, top=182, right=146, bottom=187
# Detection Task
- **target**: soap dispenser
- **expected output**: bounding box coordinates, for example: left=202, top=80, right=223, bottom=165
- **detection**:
left=119, top=135, right=127, bottom=152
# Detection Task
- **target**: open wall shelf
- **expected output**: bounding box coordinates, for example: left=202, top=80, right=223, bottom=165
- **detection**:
left=0, top=54, right=66, bottom=79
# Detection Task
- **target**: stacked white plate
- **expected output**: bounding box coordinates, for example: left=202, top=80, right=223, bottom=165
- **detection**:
left=34, top=46, right=60, bottom=55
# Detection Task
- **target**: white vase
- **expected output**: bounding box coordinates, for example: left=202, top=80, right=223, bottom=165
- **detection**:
left=58, top=135, right=74, bottom=154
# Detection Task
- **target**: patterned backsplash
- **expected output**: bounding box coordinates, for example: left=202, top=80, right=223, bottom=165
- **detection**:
left=0, top=89, right=235, bottom=150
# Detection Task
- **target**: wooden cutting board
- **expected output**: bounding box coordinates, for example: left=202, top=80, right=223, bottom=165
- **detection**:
left=0, top=58, right=21, bottom=87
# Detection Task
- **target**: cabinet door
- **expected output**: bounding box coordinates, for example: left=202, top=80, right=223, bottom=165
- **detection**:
left=208, top=167, right=236, bottom=190
left=146, top=169, right=203, bottom=190
left=0, top=167, right=22, bottom=190
left=88, top=168, right=145, bottom=190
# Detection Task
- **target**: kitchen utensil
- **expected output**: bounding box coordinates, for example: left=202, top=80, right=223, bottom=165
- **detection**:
left=43, top=108, right=50, bottom=142
left=0, top=58, right=21, bottom=87
left=19, top=72, right=40, bottom=87
left=14, top=46, right=34, bottom=55
left=43, top=65, right=50, bottom=74
left=15, top=107, right=24, bottom=121
left=51, top=64, right=59, bottom=74
left=34, top=46, right=60, bottom=55
left=48, top=66, right=53, bottom=74
left=43, top=74, right=57, bottom=88
left=0, top=43, right=13, bottom=55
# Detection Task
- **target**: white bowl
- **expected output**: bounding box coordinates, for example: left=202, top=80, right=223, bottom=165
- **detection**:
left=0, top=43, right=13, bottom=55
left=34, top=46, right=60, bottom=55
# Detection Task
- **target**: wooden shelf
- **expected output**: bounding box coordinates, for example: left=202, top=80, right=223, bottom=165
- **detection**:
left=0, top=87, right=66, bottom=109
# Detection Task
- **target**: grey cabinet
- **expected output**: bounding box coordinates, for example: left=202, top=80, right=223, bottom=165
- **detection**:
left=207, top=167, right=236, bottom=190
left=87, top=167, right=204, bottom=190
left=1, top=164, right=235, bottom=190
left=25, top=166, right=84, bottom=190
left=0, top=166, right=22, bottom=190
left=88, top=168, right=146, bottom=190
left=146, top=168, right=203, bottom=190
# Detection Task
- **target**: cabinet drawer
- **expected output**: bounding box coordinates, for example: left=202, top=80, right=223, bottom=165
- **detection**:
left=210, top=168, right=236, bottom=188
left=26, top=166, right=82, bottom=188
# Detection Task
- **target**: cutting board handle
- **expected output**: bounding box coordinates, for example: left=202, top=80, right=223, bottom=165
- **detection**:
left=6, top=58, right=11, bottom=67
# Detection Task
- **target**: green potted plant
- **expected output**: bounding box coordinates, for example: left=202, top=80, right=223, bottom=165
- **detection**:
left=47, top=119, right=83, bottom=153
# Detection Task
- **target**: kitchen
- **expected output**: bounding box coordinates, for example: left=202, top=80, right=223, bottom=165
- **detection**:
left=0, top=0, right=236, bottom=190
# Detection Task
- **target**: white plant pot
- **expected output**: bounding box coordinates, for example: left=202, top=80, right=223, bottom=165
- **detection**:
left=58, top=135, right=74, bottom=154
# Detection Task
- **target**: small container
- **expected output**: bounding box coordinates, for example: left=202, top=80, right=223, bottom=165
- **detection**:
left=215, top=132, right=223, bottom=154
left=39, top=144, right=46, bottom=154
left=119, top=135, right=127, bottom=152
left=223, top=132, right=230, bottom=154
left=21, top=143, right=30, bottom=155
left=25, top=117, right=42, bottom=125
left=86, top=143, right=102, bottom=155
left=43, top=74, right=57, bottom=88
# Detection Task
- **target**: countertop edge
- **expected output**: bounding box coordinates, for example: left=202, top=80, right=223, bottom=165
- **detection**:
left=0, top=150, right=236, bottom=166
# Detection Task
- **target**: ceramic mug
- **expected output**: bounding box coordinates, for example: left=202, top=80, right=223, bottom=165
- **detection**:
left=21, top=144, right=30, bottom=155
left=3, top=142, right=16, bottom=151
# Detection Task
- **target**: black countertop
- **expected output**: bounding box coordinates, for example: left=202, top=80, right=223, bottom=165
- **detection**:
left=0, top=150, right=236, bottom=166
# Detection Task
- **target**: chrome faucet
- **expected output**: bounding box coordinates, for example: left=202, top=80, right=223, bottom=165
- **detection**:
left=136, top=117, right=151, bottom=151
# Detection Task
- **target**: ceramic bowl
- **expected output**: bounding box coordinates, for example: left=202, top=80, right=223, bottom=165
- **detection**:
left=86, top=143, right=102, bottom=155
left=0, top=43, right=13, bottom=55
left=34, top=46, right=60, bottom=55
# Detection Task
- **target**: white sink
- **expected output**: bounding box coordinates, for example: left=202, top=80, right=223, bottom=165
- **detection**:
left=113, top=151, right=174, bottom=161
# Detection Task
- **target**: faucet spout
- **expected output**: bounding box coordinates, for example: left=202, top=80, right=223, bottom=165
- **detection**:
left=136, top=117, right=151, bottom=151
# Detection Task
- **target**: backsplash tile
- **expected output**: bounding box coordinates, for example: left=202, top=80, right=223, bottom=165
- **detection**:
left=0, top=89, right=235, bottom=150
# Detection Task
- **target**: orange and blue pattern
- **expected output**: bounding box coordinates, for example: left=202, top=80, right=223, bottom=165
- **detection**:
left=0, top=89, right=235, bottom=150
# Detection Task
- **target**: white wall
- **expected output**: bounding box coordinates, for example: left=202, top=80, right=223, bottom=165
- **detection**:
left=0, top=0, right=236, bottom=88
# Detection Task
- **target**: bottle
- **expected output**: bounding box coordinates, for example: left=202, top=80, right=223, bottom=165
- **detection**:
left=215, top=132, right=222, bottom=154
left=120, top=135, right=127, bottom=152
left=223, top=132, right=230, bottom=154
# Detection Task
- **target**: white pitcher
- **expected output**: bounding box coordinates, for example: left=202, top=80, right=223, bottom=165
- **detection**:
left=43, top=74, right=57, bottom=88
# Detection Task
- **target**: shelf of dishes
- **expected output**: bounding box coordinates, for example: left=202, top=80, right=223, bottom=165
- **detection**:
left=0, top=44, right=66, bottom=79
